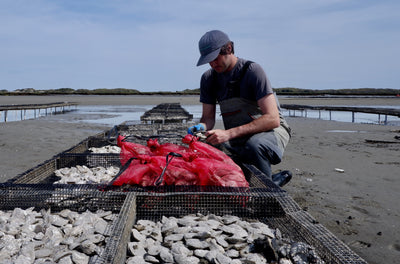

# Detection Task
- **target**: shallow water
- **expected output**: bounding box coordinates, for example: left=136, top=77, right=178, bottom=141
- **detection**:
left=63, top=104, right=400, bottom=126
left=281, top=105, right=400, bottom=126
left=1, top=104, right=399, bottom=126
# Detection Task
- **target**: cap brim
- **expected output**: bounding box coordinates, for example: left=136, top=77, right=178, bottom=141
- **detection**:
left=196, top=48, right=220, bottom=66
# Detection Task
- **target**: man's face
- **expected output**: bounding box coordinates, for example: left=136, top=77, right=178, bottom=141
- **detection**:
left=209, top=54, right=230, bottom=73
left=208, top=44, right=235, bottom=73
left=209, top=54, right=236, bottom=73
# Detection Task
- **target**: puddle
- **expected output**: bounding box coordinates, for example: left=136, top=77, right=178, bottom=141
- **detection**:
left=325, top=130, right=367, bottom=133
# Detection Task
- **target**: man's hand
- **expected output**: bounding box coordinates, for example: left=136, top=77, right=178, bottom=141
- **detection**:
left=187, top=123, right=205, bottom=135
left=205, top=129, right=231, bottom=145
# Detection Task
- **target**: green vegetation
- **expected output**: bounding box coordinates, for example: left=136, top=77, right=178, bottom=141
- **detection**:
left=0, top=87, right=399, bottom=96
left=274, top=87, right=400, bottom=96
left=0, top=87, right=200, bottom=96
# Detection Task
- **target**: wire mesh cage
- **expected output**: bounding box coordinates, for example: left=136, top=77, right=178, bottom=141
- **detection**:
left=63, top=132, right=109, bottom=154
left=7, top=151, right=281, bottom=194
left=63, top=123, right=191, bottom=154
left=127, top=191, right=366, bottom=264
left=264, top=210, right=368, bottom=264
left=0, top=184, right=367, bottom=264
left=104, top=189, right=291, bottom=264
left=0, top=186, right=132, bottom=264
left=101, top=190, right=367, bottom=264
left=7, top=153, right=121, bottom=184
left=0, top=184, right=125, bottom=212
left=140, top=103, right=193, bottom=123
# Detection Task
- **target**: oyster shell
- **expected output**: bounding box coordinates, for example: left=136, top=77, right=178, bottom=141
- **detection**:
left=126, top=214, right=325, bottom=264
left=0, top=207, right=115, bottom=263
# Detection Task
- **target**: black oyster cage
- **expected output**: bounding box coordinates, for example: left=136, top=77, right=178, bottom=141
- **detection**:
left=1, top=121, right=368, bottom=264
left=0, top=186, right=367, bottom=264
left=0, top=186, right=132, bottom=264
left=7, top=152, right=278, bottom=191
left=62, top=123, right=193, bottom=154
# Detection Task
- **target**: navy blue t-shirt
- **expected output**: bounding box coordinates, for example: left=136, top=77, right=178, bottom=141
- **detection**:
left=200, top=58, right=273, bottom=105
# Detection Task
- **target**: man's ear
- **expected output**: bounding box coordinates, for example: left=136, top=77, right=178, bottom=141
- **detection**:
left=226, top=44, right=233, bottom=54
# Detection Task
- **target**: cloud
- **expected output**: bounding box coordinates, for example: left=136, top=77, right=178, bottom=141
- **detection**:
left=0, top=0, right=399, bottom=91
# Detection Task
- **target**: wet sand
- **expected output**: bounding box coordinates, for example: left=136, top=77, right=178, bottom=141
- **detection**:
left=1, top=95, right=399, bottom=263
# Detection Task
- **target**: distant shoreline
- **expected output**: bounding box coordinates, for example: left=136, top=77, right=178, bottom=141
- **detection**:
left=2, top=86, right=399, bottom=97
left=1, top=94, right=399, bottom=107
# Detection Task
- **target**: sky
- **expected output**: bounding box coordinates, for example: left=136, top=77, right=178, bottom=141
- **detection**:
left=1, top=0, right=399, bottom=92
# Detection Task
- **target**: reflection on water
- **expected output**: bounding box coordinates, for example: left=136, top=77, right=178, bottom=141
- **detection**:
left=281, top=107, right=400, bottom=126
left=75, top=104, right=400, bottom=126
left=76, top=105, right=154, bottom=126
left=72, top=105, right=221, bottom=127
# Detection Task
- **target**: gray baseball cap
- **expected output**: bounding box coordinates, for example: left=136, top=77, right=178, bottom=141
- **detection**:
left=196, top=30, right=230, bottom=66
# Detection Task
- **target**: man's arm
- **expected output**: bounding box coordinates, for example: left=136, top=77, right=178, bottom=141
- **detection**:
left=205, top=93, right=280, bottom=145
left=243, top=93, right=281, bottom=133
left=199, top=103, right=216, bottom=130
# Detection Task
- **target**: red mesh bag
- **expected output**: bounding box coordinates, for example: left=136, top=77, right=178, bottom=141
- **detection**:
left=117, top=135, right=153, bottom=165
left=113, top=134, right=248, bottom=188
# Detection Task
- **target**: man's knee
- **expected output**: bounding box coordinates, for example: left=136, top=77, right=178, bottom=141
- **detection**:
left=245, top=134, right=280, bottom=163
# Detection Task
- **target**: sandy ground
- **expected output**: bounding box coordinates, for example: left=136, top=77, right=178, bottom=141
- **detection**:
left=1, top=95, right=399, bottom=263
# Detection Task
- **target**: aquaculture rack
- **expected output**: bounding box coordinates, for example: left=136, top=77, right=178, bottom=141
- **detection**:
left=1, top=103, right=368, bottom=264
left=140, top=102, right=193, bottom=123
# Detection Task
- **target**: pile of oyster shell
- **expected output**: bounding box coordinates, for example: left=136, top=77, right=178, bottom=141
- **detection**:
left=88, top=146, right=121, bottom=154
left=0, top=207, right=115, bottom=264
left=54, top=165, right=119, bottom=184
left=127, top=214, right=324, bottom=264
left=51, top=146, right=121, bottom=184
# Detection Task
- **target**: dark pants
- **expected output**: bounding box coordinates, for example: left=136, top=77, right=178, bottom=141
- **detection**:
left=224, top=130, right=284, bottom=181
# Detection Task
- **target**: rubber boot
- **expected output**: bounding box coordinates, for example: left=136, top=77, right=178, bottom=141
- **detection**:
left=272, top=170, right=292, bottom=187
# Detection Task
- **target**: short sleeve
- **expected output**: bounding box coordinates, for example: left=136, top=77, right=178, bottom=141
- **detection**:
left=199, top=69, right=217, bottom=105
left=243, top=62, right=273, bottom=101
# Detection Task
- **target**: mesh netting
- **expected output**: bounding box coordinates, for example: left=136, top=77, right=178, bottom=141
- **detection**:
left=8, top=153, right=121, bottom=184
left=264, top=210, right=368, bottom=264
left=0, top=186, right=131, bottom=264
left=0, top=185, right=126, bottom=212
left=8, top=152, right=280, bottom=192
left=0, top=185, right=367, bottom=264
